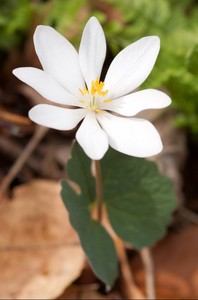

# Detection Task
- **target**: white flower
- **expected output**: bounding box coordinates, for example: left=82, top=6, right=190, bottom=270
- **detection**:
left=13, top=17, right=171, bottom=160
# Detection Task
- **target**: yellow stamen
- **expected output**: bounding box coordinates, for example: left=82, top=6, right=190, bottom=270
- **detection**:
left=90, top=80, right=95, bottom=95
left=79, top=78, right=111, bottom=113
left=84, top=87, right=89, bottom=94
left=79, top=88, right=84, bottom=96
left=100, top=90, right=108, bottom=96
left=103, top=99, right=112, bottom=103
left=95, top=109, right=103, bottom=114
left=89, top=78, right=108, bottom=97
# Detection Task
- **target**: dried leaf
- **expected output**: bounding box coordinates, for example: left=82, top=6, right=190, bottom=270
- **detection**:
left=0, top=180, right=84, bottom=299
left=132, top=225, right=198, bottom=298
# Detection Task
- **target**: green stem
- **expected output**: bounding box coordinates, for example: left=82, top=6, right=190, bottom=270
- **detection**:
left=94, top=160, right=103, bottom=222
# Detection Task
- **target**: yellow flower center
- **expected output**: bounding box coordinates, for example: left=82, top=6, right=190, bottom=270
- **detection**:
left=79, top=78, right=112, bottom=113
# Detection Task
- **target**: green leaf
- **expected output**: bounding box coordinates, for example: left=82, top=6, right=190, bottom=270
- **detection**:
left=61, top=142, right=175, bottom=285
left=67, top=142, right=95, bottom=204
left=61, top=142, right=118, bottom=287
left=102, top=148, right=176, bottom=249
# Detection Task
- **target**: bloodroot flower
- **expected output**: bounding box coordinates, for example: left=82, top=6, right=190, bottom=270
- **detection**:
left=13, top=17, right=171, bottom=160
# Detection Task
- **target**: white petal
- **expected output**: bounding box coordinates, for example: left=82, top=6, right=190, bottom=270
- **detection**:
left=104, top=36, right=160, bottom=99
left=79, top=17, right=106, bottom=89
left=34, top=25, right=84, bottom=96
left=101, top=89, right=171, bottom=116
left=76, top=112, right=108, bottom=160
left=13, top=67, right=79, bottom=106
left=97, top=112, right=162, bottom=157
left=29, top=104, right=86, bottom=130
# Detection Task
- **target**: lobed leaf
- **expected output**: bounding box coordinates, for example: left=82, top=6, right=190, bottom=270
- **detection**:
left=101, top=148, right=176, bottom=249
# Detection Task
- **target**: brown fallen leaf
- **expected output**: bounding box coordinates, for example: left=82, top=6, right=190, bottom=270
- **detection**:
left=132, top=225, right=198, bottom=299
left=0, top=180, right=85, bottom=300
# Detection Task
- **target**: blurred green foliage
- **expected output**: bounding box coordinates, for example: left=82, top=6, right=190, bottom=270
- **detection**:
left=1, top=0, right=198, bottom=135
left=0, top=0, right=33, bottom=50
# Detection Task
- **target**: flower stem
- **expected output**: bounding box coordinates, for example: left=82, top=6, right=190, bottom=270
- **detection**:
left=94, top=160, right=103, bottom=222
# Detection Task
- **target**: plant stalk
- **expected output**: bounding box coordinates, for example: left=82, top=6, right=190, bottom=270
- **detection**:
left=94, top=160, right=103, bottom=222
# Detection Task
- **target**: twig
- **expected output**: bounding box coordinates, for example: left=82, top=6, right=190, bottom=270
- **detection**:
left=140, top=247, right=155, bottom=299
left=115, top=237, right=146, bottom=299
left=0, top=135, right=41, bottom=172
left=99, top=207, right=145, bottom=299
left=93, top=160, right=103, bottom=222
left=0, top=108, right=31, bottom=126
left=0, top=126, right=48, bottom=202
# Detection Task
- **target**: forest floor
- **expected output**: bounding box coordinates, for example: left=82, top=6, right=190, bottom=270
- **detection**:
left=1, top=45, right=198, bottom=299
